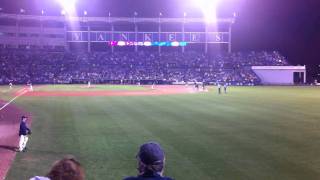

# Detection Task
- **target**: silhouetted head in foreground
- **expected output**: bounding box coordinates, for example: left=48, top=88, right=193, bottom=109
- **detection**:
left=46, top=156, right=85, bottom=180
left=136, top=141, right=165, bottom=176
left=122, top=141, right=173, bottom=180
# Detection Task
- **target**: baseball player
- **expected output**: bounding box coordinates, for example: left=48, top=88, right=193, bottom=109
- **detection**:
left=30, top=83, right=33, bottom=91
left=194, top=82, right=199, bottom=91
left=151, top=81, right=155, bottom=89
left=9, top=82, right=13, bottom=89
left=27, top=82, right=33, bottom=91
left=18, top=116, right=31, bottom=152
left=217, top=83, right=221, bottom=94
left=202, top=82, right=206, bottom=91
left=224, top=83, right=228, bottom=94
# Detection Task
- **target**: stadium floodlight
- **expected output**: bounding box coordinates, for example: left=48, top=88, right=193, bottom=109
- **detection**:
left=61, top=10, right=66, bottom=16
left=56, top=0, right=77, bottom=15
left=193, top=0, right=220, bottom=23
left=20, top=8, right=26, bottom=14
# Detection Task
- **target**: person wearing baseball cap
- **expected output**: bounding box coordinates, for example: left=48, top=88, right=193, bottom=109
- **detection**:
left=123, top=141, right=174, bottom=180
left=18, top=116, right=31, bottom=152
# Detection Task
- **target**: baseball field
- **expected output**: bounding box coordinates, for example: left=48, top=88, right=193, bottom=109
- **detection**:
left=1, top=85, right=320, bottom=180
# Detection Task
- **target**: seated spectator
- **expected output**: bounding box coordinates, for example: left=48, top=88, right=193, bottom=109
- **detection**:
left=0, top=49, right=290, bottom=85
left=123, top=141, right=174, bottom=180
left=30, top=155, right=85, bottom=180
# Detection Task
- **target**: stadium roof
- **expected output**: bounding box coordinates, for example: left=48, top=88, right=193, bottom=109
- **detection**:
left=0, top=13, right=235, bottom=24
left=0, top=0, right=240, bottom=18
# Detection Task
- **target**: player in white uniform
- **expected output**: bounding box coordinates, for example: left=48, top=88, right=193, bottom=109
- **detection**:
left=224, top=84, right=228, bottom=94
left=151, top=81, right=155, bottom=89
left=29, top=83, right=33, bottom=91
left=217, top=83, right=221, bottom=94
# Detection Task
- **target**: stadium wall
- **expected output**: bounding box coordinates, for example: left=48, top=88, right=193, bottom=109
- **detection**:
left=252, top=66, right=306, bottom=85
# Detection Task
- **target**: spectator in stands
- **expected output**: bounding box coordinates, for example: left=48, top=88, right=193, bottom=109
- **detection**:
left=0, top=48, right=290, bottom=86
left=30, top=155, right=85, bottom=180
left=123, top=141, right=174, bottom=180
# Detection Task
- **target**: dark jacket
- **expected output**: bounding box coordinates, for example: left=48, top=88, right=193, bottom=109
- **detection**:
left=19, top=121, right=30, bottom=136
left=123, top=171, right=174, bottom=180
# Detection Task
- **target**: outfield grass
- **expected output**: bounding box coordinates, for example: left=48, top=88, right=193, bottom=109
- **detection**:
left=3, top=86, right=320, bottom=180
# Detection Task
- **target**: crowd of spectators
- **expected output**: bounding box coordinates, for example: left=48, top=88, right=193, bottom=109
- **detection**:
left=0, top=49, right=289, bottom=85
left=29, top=141, right=172, bottom=180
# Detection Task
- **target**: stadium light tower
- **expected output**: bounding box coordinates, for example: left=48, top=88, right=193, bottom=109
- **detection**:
left=61, top=10, right=66, bottom=16
left=108, top=11, right=111, bottom=18
left=20, top=8, right=26, bottom=14
left=193, top=0, right=220, bottom=23
left=56, top=0, right=77, bottom=16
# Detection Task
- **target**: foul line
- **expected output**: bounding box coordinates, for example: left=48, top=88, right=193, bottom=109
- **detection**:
left=0, top=88, right=29, bottom=111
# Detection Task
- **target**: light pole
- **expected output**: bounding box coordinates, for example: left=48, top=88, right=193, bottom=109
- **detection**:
left=228, top=12, right=237, bottom=53
left=182, top=12, right=187, bottom=53
left=40, top=10, right=45, bottom=49
left=20, top=8, right=26, bottom=14
left=158, top=12, right=162, bottom=53
left=61, top=10, right=66, bottom=16
left=134, top=12, right=138, bottom=52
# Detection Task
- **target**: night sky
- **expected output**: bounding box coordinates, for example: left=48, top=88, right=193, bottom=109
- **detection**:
left=1, top=0, right=320, bottom=81
left=233, top=0, right=320, bottom=81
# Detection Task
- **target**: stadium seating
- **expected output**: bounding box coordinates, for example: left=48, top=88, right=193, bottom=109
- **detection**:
left=0, top=49, right=289, bottom=85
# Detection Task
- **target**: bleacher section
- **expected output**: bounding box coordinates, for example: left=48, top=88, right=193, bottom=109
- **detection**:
left=0, top=49, right=289, bottom=85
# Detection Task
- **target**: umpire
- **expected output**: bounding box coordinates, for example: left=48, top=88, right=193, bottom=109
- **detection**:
left=18, top=116, right=31, bottom=152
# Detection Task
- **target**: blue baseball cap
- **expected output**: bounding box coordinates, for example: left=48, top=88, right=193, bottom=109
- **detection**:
left=137, top=141, right=165, bottom=165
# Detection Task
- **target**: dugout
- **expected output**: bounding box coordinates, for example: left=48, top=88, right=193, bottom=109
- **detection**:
left=252, top=66, right=306, bottom=85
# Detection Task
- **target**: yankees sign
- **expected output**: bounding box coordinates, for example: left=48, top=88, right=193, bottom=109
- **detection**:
left=67, top=31, right=229, bottom=43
